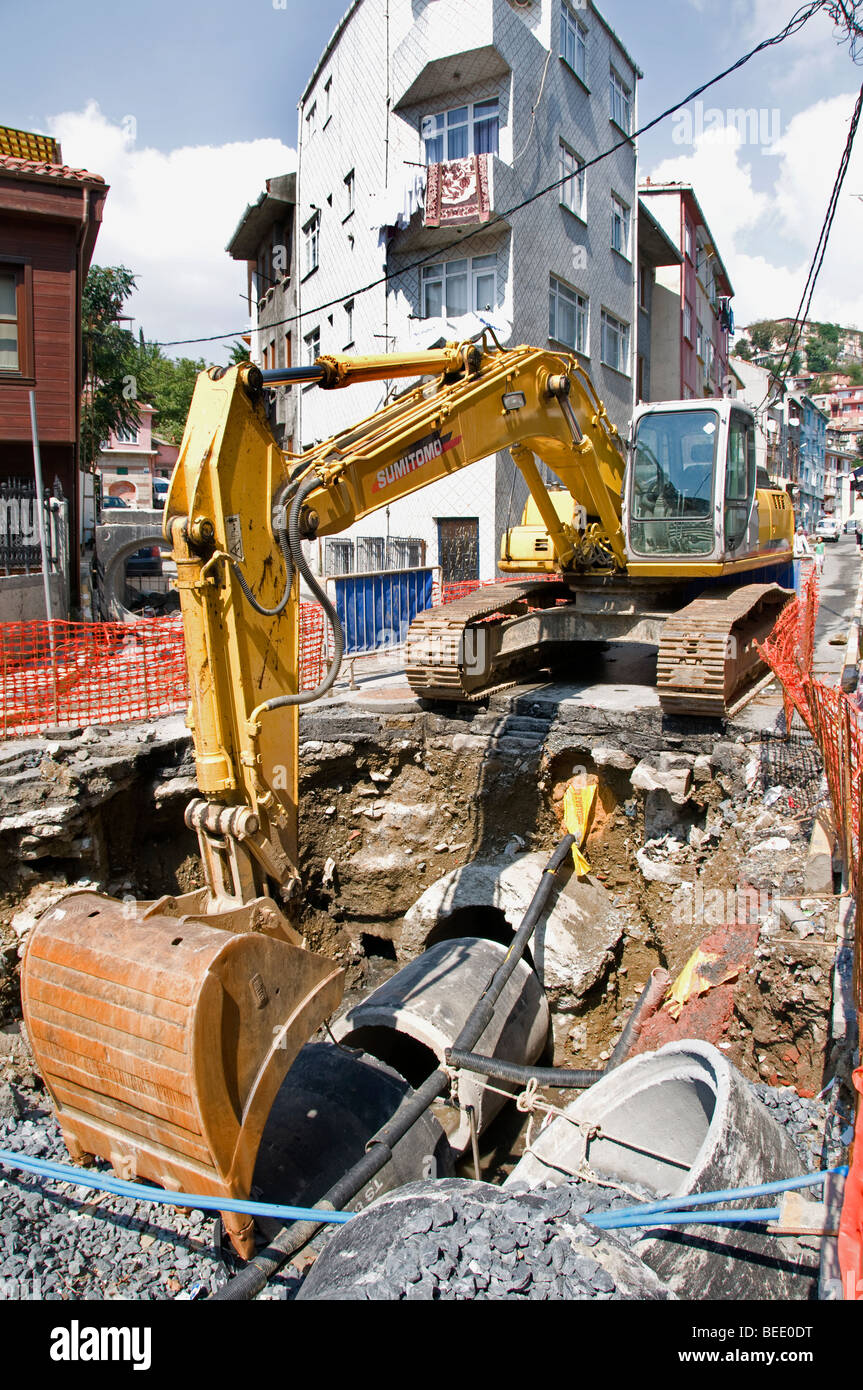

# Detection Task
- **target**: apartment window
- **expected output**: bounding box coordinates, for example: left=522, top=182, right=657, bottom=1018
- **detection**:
left=302, top=212, right=320, bottom=277
left=611, top=194, right=630, bottom=257
left=323, top=77, right=332, bottom=125
left=609, top=68, right=632, bottom=134
left=115, top=424, right=139, bottom=445
left=559, top=141, right=586, bottom=220
left=549, top=275, right=588, bottom=355
left=304, top=326, right=321, bottom=366
left=0, top=271, right=21, bottom=372
left=684, top=221, right=693, bottom=261
left=344, top=299, right=354, bottom=348
left=305, top=100, right=317, bottom=140
left=421, top=254, right=498, bottom=318
left=600, top=309, right=630, bottom=375
left=0, top=263, right=34, bottom=379
left=283, top=332, right=292, bottom=370
left=696, top=319, right=704, bottom=360
left=344, top=169, right=355, bottom=220
left=421, top=99, right=499, bottom=163
left=560, top=4, right=588, bottom=84
left=683, top=300, right=693, bottom=343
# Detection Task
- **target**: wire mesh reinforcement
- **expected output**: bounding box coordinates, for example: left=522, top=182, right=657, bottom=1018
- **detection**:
left=0, top=606, right=327, bottom=739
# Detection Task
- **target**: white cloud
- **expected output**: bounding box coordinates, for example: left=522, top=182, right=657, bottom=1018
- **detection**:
left=48, top=102, right=296, bottom=361
left=644, top=90, right=863, bottom=330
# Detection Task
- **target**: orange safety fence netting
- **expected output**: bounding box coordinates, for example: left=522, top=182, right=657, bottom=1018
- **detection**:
left=756, top=568, right=819, bottom=735
left=758, top=567, right=863, bottom=1300
left=0, top=606, right=327, bottom=740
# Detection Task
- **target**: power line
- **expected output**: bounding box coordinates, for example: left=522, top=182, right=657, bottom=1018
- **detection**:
left=756, top=80, right=863, bottom=408
left=154, top=0, right=859, bottom=350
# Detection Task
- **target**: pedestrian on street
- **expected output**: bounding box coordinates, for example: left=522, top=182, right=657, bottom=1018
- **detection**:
left=857, top=519, right=863, bottom=550
left=815, top=537, right=825, bottom=575
left=793, top=527, right=813, bottom=559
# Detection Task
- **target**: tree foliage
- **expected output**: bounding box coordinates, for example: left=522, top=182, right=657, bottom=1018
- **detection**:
left=806, top=340, right=833, bottom=374
left=130, top=337, right=207, bottom=444
left=228, top=340, right=251, bottom=365
left=747, top=320, right=781, bottom=352
left=80, top=266, right=140, bottom=470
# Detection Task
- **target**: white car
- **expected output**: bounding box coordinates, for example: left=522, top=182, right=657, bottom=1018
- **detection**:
left=816, top=518, right=842, bottom=542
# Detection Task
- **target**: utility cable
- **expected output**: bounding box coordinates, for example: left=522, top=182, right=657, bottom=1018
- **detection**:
left=757, top=80, right=863, bottom=408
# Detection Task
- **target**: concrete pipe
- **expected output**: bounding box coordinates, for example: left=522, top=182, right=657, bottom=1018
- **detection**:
left=332, top=937, right=550, bottom=1152
left=252, top=1043, right=452, bottom=1229
left=506, top=1040, right=818, bottom=1300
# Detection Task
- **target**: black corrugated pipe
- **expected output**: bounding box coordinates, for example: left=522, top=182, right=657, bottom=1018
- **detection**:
left=447, top=1049, right=601, bottom=1089
left=445, top=965, right=671, bottom=1090
left=209, top=832, right=576, bottom=1301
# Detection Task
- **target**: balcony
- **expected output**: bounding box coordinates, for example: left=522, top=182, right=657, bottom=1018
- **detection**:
left=391, top=0, right=515, bottom=112
left=387, top=154, right=515, bottom=254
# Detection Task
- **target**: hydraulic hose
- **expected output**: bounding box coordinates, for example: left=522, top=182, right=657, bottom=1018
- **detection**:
left=245, top=474, right=345, bottom=733
left=230, top=524, right=293, bottom=618
left=210, top=832, right=576, bottom=1301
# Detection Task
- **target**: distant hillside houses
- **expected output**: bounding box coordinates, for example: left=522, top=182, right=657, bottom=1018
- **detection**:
left=736, top=318, right=863, bottom=372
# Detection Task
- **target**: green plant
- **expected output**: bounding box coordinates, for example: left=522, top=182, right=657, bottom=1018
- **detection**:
left=80, top=266, right=140, bottom=470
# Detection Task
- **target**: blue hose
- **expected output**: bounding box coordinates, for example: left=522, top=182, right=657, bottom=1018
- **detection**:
left=0, top=1146, right=845, bottom=1237
left=590, top=1206, right=782, bottom=1230
left=0, top=1147, right=353, bottom=1225
left=586, top=1165, right=847, bottom=1225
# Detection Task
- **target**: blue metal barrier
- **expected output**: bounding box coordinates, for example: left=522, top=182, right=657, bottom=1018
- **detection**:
left=329, top=568, right=436, bottom=657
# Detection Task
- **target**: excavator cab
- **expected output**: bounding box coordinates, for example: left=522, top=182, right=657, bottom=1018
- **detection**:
left=626, top=400, right=762, bottom=564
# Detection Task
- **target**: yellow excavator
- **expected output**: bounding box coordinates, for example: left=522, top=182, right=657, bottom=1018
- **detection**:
left=20, top=341, right=794, bottom=1255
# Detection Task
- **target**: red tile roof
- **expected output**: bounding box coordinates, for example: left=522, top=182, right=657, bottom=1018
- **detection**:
left=0, top=153, right=105, bottom=185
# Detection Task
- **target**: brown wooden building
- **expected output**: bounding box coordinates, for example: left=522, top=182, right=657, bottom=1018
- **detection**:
left=0, top=129, right=107, bottom=600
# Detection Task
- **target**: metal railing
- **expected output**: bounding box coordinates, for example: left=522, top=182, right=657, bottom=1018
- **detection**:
left=0, top=479, right=60, bottom=574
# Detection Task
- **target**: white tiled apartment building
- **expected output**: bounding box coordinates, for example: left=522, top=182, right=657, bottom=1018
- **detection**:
left=294, top=0, right=641, bottom=582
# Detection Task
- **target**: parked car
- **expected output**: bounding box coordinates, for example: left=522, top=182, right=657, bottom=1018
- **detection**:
left=845, top=517, right=861, bottom=533
left=152, top=478, right=169, bottom=504
left=101, top=496, right=128, bottom=509
left=126, top=545, right=164, bottom=577
left=815, top=517, right=842, bottom=542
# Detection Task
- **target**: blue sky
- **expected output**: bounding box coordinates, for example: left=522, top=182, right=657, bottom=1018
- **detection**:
left=4, top=0, right=861, bottom=354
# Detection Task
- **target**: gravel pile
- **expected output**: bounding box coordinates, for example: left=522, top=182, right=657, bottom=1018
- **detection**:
left=297, top=1177, right=675, bottom=1301
left=0, top=1089, right=303, bottom=1301
left=752, top=1082, right=840, bottom=1170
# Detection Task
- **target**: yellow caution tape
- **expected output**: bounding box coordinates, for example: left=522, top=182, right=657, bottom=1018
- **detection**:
left=562, top=783, right=597, bottom=877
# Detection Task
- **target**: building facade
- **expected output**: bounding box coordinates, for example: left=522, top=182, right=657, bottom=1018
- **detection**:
left=639, top=181, right=733, bottom=403
left=787, top=393, right=828, bottom=531
left=294, top=0, right=641, bottom=580
left=96, top=402, right=161, bottom=509
left=635, top=197, right=682, bottom=404
left=226, top=173, right=299, bottom=453
left=0, top=128, right=107, bottom=605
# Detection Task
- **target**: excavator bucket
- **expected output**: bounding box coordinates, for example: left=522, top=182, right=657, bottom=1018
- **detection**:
left=20, top=891, right=344, bottom=1258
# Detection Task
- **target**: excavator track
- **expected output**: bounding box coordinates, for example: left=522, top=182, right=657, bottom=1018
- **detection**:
left=656, top=583, right=793, bottom=718
left=407, top=579, right=793, bottom=718
left=405, top=580, right=570, bottom=701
